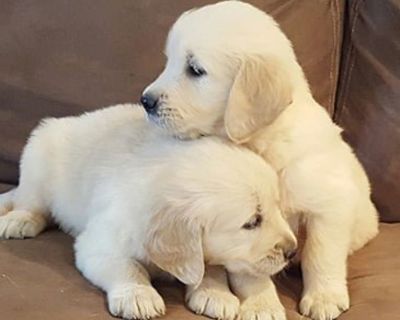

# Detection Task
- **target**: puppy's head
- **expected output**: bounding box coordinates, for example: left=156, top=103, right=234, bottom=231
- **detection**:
left=141, top=1, right=298, bottom=142
left=145, top=141, right=296, bottom=286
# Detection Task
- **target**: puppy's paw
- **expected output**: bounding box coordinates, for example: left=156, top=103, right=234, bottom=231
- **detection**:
left=186, top=286, right=240, bottom=320
left=239, top=294, right=286, bottom=320
left=0, top=210, right=46, bottom=239
left=108, top=284, right=165, bottom=320
left=300, top=287, right=349, bottom=320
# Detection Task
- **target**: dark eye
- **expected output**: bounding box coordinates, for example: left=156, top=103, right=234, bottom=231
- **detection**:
left=242, top=214, right=263, bottom=230
left=187, top=62, right=206, bottom=77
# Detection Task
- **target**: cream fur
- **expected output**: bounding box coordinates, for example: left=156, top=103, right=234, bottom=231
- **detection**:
left=143, top=2, right=379, bottom=320
left=0, top=104, right=296, bottom=320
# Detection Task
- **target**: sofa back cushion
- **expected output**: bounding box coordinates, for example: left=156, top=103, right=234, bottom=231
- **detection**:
left=335, top=0, right=400, bottom=222
left=0, top=0, right=344, bottom=185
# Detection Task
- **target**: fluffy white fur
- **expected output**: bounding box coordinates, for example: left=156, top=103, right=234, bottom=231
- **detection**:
left=0, top=104, right=296, bottom=320
left=143, top=2, right=379, bottom=320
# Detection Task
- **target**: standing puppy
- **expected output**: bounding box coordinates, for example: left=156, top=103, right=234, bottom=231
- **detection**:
left=142, top=1, right=379, bottom=320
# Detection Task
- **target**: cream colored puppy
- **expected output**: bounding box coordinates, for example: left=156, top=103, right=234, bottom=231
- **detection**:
left=0, top=104, right=296, bottom=320
left=141, top=1, right=379, bottom=320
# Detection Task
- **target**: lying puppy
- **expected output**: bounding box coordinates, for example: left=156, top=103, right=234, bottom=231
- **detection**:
left=0, top=104, right=296, bottom=320
left=141, top=1, right=379, bottom=320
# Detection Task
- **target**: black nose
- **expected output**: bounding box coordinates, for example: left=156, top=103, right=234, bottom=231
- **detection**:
left=140, top=94, right=159, bottom=114
left=284, top=249, right=297, bottom=261
left=275, top=238, right=297, bottom=261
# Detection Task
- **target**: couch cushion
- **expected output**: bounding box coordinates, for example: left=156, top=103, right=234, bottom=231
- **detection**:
left=335, top=0, right=400, bottom=222
left=0, top=0, right=343, bottom=185
left=0, top=223, right=398, bottom=320
left=344, top=223, right=400, bottom=319
left=0, top=183, right=13, bottom=193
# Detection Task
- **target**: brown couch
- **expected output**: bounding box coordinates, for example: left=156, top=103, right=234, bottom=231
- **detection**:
left=1, top=1, right=399, bottom=319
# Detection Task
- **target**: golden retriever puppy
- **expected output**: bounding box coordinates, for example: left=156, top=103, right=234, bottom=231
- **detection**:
left=0, top=104, right=296, bottom=320
left=141, top=2, right=379, bottom=319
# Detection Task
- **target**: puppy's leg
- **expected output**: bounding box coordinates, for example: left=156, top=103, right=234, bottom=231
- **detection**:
left=0, top=131, right=52, bottom=239
left=299, top=215, right=350, bottom=320
left=186, top=265, right=239, bottom=320
left=75, top=225, right=165, bottom=320
left=282, top=156, right=362, bottom=319
left=349, top=199, right=378, bottom=254
left=230, top=273, right=286, bottom=320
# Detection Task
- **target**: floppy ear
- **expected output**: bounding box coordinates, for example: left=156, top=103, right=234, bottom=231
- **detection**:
left=224, top=56, right=293, bottom=143
left=145, top=206, right=204, bottom=287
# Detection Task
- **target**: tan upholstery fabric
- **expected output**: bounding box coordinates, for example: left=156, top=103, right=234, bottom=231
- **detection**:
left=1, top=224, right=399, bottom=320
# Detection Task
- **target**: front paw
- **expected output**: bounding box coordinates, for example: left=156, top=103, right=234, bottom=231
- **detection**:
left=108, top=284, right=165, bottom=319
left=239, top=294, right=286, bottom=320
left=0, top=210, right=46, bottom=239
left=300, top=287, right=349, bottom=320
left=186, top=286, right=240, bottom=320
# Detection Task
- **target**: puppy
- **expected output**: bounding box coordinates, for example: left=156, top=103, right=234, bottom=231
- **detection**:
left=142, top=1, right=379, bottom=320
left=0, top=104, right=296, bottom=320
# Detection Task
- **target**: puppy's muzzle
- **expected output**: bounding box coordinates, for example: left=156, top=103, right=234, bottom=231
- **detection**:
left=275, top=237, right=298, bottom=261
left=140, top=93, right=159, bottom=115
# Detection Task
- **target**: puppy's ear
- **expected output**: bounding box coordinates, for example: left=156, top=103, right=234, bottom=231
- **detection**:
left=145, top=206, right=204, bottom=287
left=224, top=56, right=293, bottom=143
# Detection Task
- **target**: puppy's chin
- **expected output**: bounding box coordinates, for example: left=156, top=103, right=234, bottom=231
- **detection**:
left=225, top=257, right=288, bottom=277
left=147, top=114, right=205, bottom=140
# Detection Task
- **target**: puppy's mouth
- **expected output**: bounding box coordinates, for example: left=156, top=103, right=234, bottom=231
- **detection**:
left=146, top=108, right=206, bottom=140
left=225, top=255, right=288, bottom=277
left=145, top=105, right=181, bottom=127
left=146, top=112, right=161, bottom=124
left=254, top=255, right=288, bottom=276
